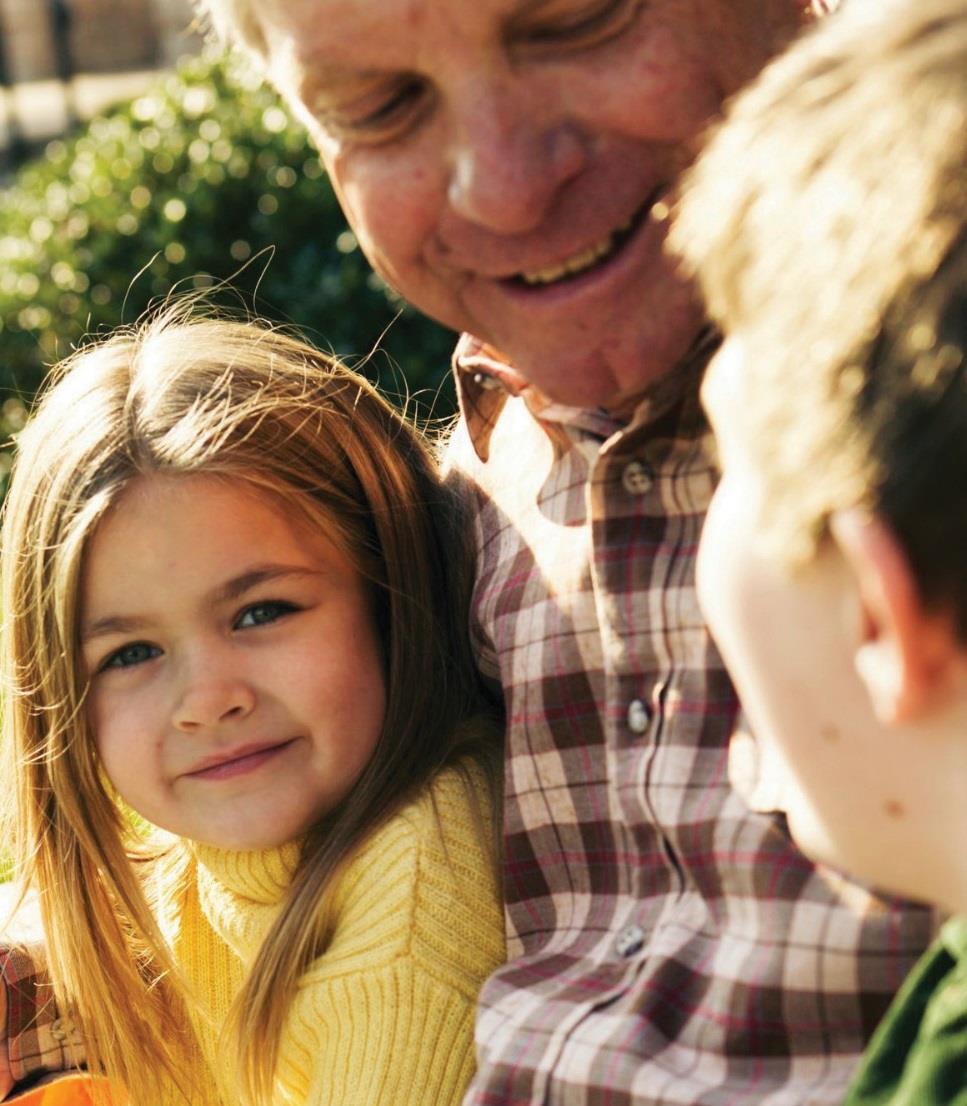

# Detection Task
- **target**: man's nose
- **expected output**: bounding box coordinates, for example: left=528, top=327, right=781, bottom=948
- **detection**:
left=445, top=84, right=587, bottom=234
left=172, top=659, right=256, bottom=732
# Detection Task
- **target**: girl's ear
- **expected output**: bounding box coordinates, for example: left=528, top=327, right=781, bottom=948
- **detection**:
left=830, top=508, right=961, bottom=725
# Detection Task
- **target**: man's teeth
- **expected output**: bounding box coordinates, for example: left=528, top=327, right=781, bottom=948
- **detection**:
left=520, top=217, right=633, bottom=286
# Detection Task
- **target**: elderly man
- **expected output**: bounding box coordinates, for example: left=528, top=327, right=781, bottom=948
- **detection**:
left=201, top=2, right=930, bottom=1103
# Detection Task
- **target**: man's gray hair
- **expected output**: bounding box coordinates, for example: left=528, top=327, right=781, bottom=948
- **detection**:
left=195, top=0, right=268, bottom=58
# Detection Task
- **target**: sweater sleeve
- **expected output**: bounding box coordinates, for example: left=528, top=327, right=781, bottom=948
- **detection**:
left=274, top=763, right=505, bottom=1106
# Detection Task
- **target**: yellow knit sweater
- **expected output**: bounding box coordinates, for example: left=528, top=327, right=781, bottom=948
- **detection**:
left=154, top=762, right=505, bottom=1105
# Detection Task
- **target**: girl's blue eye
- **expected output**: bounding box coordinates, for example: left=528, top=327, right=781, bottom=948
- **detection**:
left=235, top=601, right=299, bottom=630
left=100, top=642, right=161, bottom=671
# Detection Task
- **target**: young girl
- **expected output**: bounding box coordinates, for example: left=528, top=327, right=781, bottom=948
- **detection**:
left=0, top=311, right=504, bottom=1106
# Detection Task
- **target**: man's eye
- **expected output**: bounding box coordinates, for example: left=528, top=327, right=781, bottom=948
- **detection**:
left=235, top=600, right=299, bottom=630
left=323, top=79, right=429, bottom=143
left=100, top=642, right=161, bottom=672
left=514, top=0, right=641, bottom=49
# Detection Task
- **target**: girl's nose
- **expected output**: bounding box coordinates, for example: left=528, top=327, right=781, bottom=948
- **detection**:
left=172, top=668, right=256, bottom=732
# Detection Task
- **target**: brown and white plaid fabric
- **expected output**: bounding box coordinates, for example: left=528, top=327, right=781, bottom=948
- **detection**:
left=448, top=334, right=934, bottom=1106
left=1, top=943, right=83, bottom=1092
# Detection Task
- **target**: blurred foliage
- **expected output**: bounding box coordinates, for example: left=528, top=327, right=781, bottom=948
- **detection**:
left=0, top=51, right=458, bottom=490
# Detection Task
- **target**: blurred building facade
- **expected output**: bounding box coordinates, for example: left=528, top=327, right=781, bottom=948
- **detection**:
left=0, top=0, right=201, bottom=81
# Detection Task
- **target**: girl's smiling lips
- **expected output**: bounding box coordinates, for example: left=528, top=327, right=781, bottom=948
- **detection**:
left=184, top=739, right=297, bottom=781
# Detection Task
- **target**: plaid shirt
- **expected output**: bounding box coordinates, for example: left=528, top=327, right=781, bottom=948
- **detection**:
left=0, top=942, right=84, bottom=1095
left=448, top=334, right=934, bottom=1106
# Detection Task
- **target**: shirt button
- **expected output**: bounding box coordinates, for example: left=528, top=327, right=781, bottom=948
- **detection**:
left=615, top=923, right=645, bottom=958
left=49, top=1016, right=81, bottom=1046
left=621, top=460, right=654, bottom=495
left=627, top=698, right=649, bottom=734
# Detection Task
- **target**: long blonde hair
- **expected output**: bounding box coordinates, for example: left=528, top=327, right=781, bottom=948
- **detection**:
left=0, top=309, right=498, bottom=1105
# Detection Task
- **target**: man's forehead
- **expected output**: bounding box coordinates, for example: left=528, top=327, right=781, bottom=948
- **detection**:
left=261, top=0, right=614, bottom=99
left=261, top=0, right=527, bottom=57
left=260, top=0, right=806, bottom=96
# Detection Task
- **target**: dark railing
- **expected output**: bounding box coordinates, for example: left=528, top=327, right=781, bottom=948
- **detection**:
left=0, top=1, right=186, bottom=176
left=49, top=0, right=79, bottom=127
left=0, top=15, right=27, bottom=170
left=1, top=0, right=81, bottom=172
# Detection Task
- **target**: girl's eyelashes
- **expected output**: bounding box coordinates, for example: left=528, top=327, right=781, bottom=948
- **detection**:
left=234, top=599, right=300, bottom=630
left=98, top=641, right=162, bottom=673
left=92, top=601, right=301, bottom=671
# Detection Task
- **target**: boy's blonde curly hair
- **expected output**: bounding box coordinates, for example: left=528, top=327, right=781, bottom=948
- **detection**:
left=672, top=0, right=967, bottom=636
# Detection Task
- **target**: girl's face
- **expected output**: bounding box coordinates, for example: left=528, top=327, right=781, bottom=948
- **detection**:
left=80, top=473, right=387, bottom=851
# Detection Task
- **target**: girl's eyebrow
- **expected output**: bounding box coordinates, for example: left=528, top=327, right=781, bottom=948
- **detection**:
left=80, top=614, right=149, bottom=644
left=210, top=564, right=321, bottom=604
left=80, top=565, right=320, bottom=643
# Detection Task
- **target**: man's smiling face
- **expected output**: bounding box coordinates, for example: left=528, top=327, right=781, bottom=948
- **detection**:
left=256, top=0, right=808, bottom=412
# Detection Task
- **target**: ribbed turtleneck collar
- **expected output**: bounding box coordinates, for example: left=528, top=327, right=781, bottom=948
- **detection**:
left=190, top=840, right=302, bottom=903
left=187, top=839, right=302, bottom=962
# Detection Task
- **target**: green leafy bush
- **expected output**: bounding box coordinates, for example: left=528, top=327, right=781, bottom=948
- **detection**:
left=0, top=51, right=458, bottom=484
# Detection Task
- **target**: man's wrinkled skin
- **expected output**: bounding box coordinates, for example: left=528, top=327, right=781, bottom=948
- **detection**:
left=254, top=0, right=814, bottom=414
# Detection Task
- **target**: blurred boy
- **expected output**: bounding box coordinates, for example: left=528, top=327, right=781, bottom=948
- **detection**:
left=671, top=0, right=966, bottom=1101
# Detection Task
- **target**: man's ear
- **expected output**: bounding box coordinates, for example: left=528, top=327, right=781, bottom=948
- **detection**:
left=829, top=508, right=961, bottom=725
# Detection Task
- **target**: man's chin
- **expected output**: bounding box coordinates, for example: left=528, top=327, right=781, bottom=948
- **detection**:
left=487, top=297, right=709, bottom=414
left=498, top=342, right=688, bottom=416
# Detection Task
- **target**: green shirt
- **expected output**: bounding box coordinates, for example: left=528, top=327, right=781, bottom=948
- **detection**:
left=845, top=915, right=967, bottom=1105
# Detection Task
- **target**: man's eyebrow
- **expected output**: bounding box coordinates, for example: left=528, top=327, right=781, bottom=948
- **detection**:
left=80, top=565, right=319, bottom=644
left=291, top=0, right=556, bottom=101
left=295, top=0, right=569, bottom=79
left=509, top=0, right=577, bottom=19
left=296, top=65, right=391, bottom=104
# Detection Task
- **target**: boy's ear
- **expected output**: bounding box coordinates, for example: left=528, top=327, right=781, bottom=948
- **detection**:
left=829, top=508, right=961, bottom=725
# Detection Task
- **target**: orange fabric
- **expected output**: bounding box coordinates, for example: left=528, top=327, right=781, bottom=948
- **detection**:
left=5, top=1074, right=126, bottom=1106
